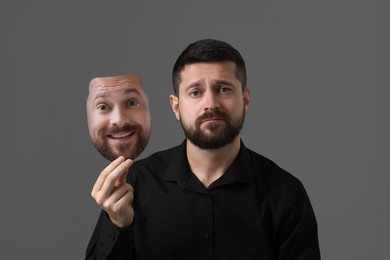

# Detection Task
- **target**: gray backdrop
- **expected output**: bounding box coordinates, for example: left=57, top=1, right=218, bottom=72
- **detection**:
left=1, top=1, right=389, bottom=259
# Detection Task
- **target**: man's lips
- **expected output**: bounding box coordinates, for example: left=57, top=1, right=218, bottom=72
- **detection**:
left=202, top=117, right=225, bottom=123
left=107, top=132, right=134, bottom=139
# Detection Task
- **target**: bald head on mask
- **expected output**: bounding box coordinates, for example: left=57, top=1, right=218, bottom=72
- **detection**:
left=86, top=73, right=151, bottom=161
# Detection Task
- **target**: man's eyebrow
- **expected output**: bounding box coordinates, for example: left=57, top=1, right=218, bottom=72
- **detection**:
left=185, top=79, right=234, bottom=91
left=93, top=93, right=108, bottom=101
left=123, top=87, right=142, bottom=95
left=93, top=87, right=142, bottom=101
left=185, top=79, right=205, bottom=90
left=211, top=79, right=234, bottom=86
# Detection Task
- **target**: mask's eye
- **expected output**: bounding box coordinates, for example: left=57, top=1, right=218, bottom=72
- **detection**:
left=127, top=99, right=140, bottom=107
left=97, top=104, right=109, bottom=111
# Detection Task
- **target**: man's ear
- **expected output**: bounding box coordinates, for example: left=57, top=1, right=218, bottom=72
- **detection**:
left=243, top=87, right=250, bottom=112
left=169, top=94, right=180, bottom=120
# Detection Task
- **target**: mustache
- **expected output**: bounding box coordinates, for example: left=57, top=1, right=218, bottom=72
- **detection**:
left=195, top=110, right=230, bottom=125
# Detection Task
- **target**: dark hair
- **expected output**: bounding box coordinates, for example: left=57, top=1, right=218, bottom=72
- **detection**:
left=172, top=39, right=247, bottom=95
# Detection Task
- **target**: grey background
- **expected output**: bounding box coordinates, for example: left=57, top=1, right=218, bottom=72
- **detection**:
left=1, top=0, right=389, bottom=259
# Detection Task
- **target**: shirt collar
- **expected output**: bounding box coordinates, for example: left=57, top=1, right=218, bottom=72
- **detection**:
left=162, top=139, right=255, bottom=187
left=223, top=139, right=254, bottom=185
left=162, top=140, right=188, bottom=182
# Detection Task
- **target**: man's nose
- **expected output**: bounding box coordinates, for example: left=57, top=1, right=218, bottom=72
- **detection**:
left=203, top=91, right=219, bottom=111
left=110, top=107, right=130, bottom=126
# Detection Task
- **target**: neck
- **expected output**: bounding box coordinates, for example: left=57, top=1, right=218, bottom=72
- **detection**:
left=186, top=137, right=241, bottom=188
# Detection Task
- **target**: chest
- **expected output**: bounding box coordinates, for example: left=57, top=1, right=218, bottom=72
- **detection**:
left=133, top=181, right=275, bottom=259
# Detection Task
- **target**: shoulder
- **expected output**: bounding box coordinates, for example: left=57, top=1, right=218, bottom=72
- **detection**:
left=135, top=145, right=180, bottom=169
left=245, top=147, right=305, bottom=200
left=245, top=147, right=315, bottom=227
left=127, top=144, right=182, bottom=181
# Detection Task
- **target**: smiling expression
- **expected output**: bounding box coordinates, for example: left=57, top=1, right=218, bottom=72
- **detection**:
left=86, top=74, right=151, bottom=161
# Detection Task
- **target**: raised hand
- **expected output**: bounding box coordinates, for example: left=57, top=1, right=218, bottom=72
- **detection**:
left=91, top=156, right=134, bottom=228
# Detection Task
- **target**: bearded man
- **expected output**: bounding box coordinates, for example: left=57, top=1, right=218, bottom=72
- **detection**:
left=86, top=40, right=320, bottom=260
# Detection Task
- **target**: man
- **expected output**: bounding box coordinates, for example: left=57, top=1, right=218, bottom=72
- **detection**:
left=86, top=39, right=321, bottom=260
left=86, top=73, right=151, bottom=229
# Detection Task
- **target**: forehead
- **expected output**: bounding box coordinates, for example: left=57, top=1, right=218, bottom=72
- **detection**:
left=180, top=62, right=237, bottom=81
left=88, top=75, right=145, bottom=98
left=179, top=61, right=239, bottom=88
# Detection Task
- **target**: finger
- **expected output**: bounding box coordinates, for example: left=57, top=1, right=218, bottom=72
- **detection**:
left=92, top=156, right=125, bottom=193
left=103, top=184, right=133, bottom=209
left=99, top=159, right=133, bottom=198
left=92, top=167, right=132, bottom=206
left=115, top=159, right=132, bottom=187
left=114, top=187, right=134, bottom=209
left=108, top=191, right=135, bottom=228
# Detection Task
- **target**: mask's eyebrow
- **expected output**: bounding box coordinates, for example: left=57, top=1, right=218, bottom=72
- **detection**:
left=124, top=87, right=142, bottom=96
left=93, top=93, right=107, bottom=101
left=93, top=87, right=142, bottom=102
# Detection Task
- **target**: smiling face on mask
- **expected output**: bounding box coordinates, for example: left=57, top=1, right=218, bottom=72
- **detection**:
left=86, top=74, right=151, bottom=161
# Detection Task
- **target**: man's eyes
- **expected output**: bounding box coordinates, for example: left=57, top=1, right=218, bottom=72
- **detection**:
left=218, top=86, right=232, bottom=93
left=96, top=99, right=140, bottom=111
left=127, top=99, right=140, bottom=107
left=97, top=104, right=109, bottom=111
left=189, top=87, right=231, bottom=97
left=189, top=90, right=201, bottom=97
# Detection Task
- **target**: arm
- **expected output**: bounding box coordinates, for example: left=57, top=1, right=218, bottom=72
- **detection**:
left=85, top=157, right=136, bottom=259
left=275, top=183, right=321, bottom=260
left=85, top=211, right=135, bottom=260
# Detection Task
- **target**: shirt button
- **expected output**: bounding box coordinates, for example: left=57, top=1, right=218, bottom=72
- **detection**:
left=203, top=233, right=210, bottom=239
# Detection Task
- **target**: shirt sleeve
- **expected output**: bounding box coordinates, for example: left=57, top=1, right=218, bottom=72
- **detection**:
left=275, top=182, right=321, bottom=260
left=85, top=210, right=135, bottom=260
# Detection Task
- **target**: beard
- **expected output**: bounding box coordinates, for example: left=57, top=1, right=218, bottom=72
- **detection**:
left=180, top=108, right=245, bottom=150
left=92, top=123, right=150, bottom=161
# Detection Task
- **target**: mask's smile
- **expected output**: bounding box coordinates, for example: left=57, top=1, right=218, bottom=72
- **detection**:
left=108, top=131, right=134, bottom=140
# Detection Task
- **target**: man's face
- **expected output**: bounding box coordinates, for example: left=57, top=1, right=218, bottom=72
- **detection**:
left=86, top=74, right=151, bottom=161
left=170, top=62, right=250, bottom=149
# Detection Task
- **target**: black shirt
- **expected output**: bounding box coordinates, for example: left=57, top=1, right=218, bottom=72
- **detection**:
left=86, top=140, right=321, bottom=260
